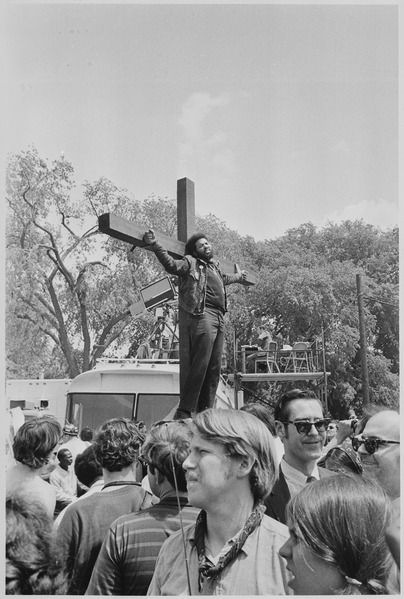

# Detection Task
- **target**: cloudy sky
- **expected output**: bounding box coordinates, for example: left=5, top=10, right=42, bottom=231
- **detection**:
left=5, top=1, right=398, bottom=242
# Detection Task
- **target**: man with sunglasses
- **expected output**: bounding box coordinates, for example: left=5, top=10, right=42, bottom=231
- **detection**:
left=354, top=410, right=400, bottom=594
left=264, top=389, right=336, bottom=525
left=353, top=410, right=400, bottom=515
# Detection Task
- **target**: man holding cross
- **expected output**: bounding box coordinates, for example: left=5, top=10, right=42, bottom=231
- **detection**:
left=143, top=229, right=246, bottom=419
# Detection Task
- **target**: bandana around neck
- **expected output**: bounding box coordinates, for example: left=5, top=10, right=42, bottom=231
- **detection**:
left=194, top=503, right=266, bottom=592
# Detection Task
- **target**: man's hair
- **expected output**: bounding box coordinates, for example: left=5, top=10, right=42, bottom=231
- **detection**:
left=6, top=496, right=68, bottom=595
left=140, top=420, right=192, bottom=492
left=240, top=402, right=276, bottom=436
left=74, top=445, right=103, bottom=487
left=320, top=446, right=363, bottom=475
left=185, top=232, right=208, bottom=256
left=57, top=448, right=71, bottom=461
left=12, top=417, right=61, bottom=470
left=286, top=473, right=392, bottom=594
left=274, top=388, right=322, bottom=422
left=193, top=408, right=278, bottom=501
left=93, top=418, right=143, bottom=472
left=80, top=427, right=93, bottom=442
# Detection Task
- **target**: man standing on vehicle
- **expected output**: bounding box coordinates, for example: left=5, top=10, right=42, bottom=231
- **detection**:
left=143, top=229, right=246, bottom=419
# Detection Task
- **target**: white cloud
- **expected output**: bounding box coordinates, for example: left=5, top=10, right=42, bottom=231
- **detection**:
left=324, top=199, right=398, bottom=230
left=178, top=92, right=230, bottom=141
left=177, top=92, right=232, bottom=177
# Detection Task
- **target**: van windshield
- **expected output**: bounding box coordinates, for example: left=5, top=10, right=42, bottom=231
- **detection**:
left=66, top=392, right=180, bottom=431
left=66, top=394, right=134, bottom=431
left=136, top=393, right=180, bottom=427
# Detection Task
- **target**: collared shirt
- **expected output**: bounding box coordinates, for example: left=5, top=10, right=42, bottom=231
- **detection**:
left=281, top=458, right=319, bottom=499
left=49, top=465, right=77, bottom=502
left=147, top=514, right=291, bottom=595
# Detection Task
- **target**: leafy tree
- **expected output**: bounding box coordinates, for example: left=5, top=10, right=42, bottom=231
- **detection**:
left=6, top=147, right=173, bottom=378
left=6, top=148, right=398, bottom=419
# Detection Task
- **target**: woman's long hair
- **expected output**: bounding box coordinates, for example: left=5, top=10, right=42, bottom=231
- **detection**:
left=286, top=473, right=392, bottom=594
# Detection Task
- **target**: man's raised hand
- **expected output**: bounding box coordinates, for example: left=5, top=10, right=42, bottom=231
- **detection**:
left=143, top=229, right=156, bottom=246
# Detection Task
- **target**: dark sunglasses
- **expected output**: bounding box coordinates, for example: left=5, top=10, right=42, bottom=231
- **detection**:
left=352, top=437, right=400, bottom=455
left=281, top=418, right=330, bottom=435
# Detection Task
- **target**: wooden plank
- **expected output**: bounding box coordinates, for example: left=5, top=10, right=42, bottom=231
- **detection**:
left=98, top=213, right=185, bottom=257
left=177, top=178, right=195, bottom=242
left=227, top=372, right=330, bottom=383
left=98, top=212, right=256, bottom=285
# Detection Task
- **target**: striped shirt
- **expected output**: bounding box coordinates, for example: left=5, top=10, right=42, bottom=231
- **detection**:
left=86, top=493, right=200, bottom=595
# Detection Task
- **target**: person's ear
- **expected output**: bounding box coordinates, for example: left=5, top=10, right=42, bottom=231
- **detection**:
left=236, top=454, right=255, bottom=479
left=275, top=421, right=286, bottom=441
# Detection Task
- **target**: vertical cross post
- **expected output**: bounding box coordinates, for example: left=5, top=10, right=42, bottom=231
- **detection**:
left=176, top=178, right=196, bottom=398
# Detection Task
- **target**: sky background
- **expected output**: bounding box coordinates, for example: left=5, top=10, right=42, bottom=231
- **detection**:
left=4, top=1, right=399, bottom=242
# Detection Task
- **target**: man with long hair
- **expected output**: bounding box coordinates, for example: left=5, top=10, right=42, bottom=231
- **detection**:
left=148, top=409, right=291, bottom=595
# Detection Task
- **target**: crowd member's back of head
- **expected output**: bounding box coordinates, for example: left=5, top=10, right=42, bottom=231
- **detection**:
left=240, top=402, right=276, bottom=436
left=321, top=445, right=362, bottom=475
left=79, top=427, right=93, bottom=443
left=280, top=473, right=392, bottom=595
left=140, top=420, right=192, bottom=492
left=193, top=408, right=278, bottom=502
left=6, top=496, right=68, bottom=594
left=93, top=417, right=143, bottom=472
left=74, top=445, right=103, bottom=488
left=12, top=417, right=61, bottom=470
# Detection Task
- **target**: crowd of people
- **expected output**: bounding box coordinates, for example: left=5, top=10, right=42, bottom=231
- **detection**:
left=5, top=390, right=400, bottom=595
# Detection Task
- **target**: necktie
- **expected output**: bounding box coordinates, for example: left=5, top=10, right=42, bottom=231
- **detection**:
left=306, top=476, right=317, bottom=483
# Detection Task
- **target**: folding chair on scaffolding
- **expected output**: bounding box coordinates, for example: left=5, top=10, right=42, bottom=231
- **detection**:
left=254, top=342, right=280, bottom=373
left=291, top=342, right=312, bottom=372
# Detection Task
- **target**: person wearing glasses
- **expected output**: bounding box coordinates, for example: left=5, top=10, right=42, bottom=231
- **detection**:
left=86, top=420, right=200, bottom=595
left=353, top=410, right=400, bottom=517
left=325, top=420, right=338, bottom=443
left=264, top=389, right=336, bottom=525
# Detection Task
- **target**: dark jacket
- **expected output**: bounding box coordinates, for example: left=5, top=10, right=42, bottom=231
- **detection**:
left=151, top=242, right=242, bottom=315
left=264, top=466, right=337, bottom=525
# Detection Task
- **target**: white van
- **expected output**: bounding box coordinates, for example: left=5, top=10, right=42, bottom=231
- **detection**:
left=65, top=359, right=234, bottom=432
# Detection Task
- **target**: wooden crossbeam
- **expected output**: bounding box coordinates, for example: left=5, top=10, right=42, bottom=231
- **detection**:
left=98, top=212, right=256, bottom=285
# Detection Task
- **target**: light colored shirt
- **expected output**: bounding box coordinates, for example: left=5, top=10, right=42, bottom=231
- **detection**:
left=147, top=514, right=291, bottom=595
left=281, top=458, right=319, bottom=498
left=49, top=465, right=77, bottom=502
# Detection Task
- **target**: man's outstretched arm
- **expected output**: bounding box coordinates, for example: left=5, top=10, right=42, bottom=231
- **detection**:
left=142, top=229, right=190, bottom=277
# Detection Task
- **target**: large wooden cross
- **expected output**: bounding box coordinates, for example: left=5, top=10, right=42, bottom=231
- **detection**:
left=99, top=177, right=256, bottom=396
